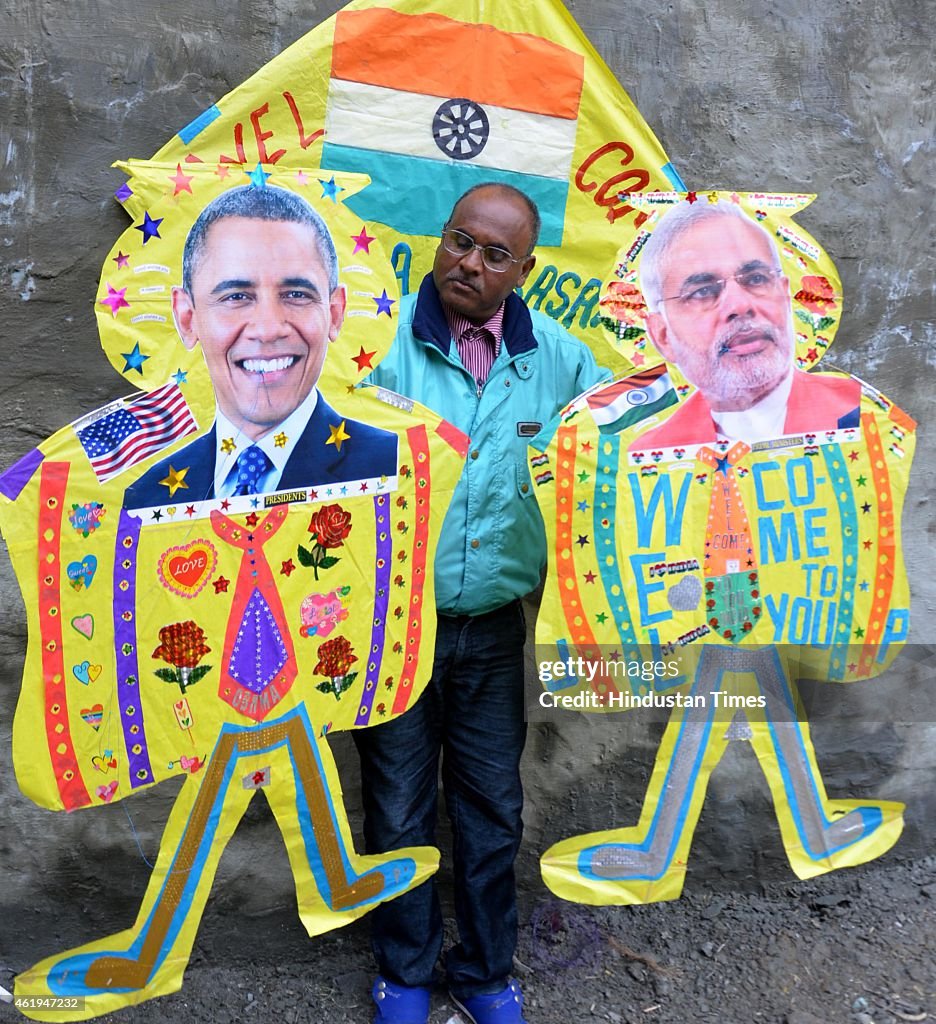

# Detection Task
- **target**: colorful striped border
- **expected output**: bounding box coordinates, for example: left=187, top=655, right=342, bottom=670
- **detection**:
left=594, top=434, right=641, bottom=683
left=858, top=413, right=896, bottom=677
left=391, top=425, right=432, bottom=716
left=354, top=494, right=392, bottom=726
left=114, top=508, right=154, bottom=789
left=554, top=426, right=620, bottom=698
left=38, top=463, right=90, bottom=810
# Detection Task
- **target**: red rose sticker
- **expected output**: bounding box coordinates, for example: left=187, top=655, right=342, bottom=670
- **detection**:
left=298, top=503, right=352, bottom=580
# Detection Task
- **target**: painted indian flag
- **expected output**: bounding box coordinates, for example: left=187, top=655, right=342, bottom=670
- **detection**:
left=586, top=365, right=678, bottom=435
left=321, top=8, right=585, bottom=246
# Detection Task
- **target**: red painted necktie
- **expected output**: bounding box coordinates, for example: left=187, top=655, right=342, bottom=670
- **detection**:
left=698, top=442, right=762, bottom=643
left=210, top=505, right=297, bottom=721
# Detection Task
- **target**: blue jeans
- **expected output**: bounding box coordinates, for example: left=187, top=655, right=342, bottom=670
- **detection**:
left=353, top=601, right=528, bottom=999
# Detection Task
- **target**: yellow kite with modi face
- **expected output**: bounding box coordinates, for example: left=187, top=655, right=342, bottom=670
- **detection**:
left=531, top=192, right=916, bottom=906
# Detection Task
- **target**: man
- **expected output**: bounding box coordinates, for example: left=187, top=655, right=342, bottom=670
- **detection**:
left=632, top=201, right=859, bottom=448
left=124, top=184, right=397, bottom=509
left=354, top=183, right=608, bottom=1024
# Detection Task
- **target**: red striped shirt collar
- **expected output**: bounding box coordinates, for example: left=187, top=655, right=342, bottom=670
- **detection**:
left=442, top=301, right=506, bottom=348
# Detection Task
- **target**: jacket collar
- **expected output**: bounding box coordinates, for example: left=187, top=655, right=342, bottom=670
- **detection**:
left=411, top=273, right=538, bottom=360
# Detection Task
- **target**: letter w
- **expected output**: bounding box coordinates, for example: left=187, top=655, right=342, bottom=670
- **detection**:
left=629, top=473, right=691, bottom=548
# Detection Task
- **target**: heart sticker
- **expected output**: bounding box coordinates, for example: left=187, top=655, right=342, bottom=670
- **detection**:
left=157, top=540, right=218, bottom=598
left=71, top=613, right=94, bottom=639
left=66, top=555, right=98, bottom=591
left=80, top=704, right=104, bottom=730
left=73, top=661, right=91, bottom=685
left=92, top=753, right=118, bottom=773
left=96, top=781, right=118, bottom=803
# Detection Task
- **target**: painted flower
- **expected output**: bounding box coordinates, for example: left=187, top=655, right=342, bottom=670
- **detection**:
left=314, top=636, right=358, bottom=677
left=299, top=503, right=353, bottom=580
left=314, top=636, right=359, bottom=700
left=599, top=281, right=648, bottom=325
left=152, top=620, right=210, bottom=668
left=794, top=275, right=837, bottom=315
left=308, top=503, right=353, bottom=548
left=152, top=620, right=212, bottom=694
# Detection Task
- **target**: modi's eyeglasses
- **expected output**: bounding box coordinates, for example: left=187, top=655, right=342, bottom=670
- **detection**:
left=441, top=228, right=527, bottom=273
left=660, top=267, right=782, bottom=311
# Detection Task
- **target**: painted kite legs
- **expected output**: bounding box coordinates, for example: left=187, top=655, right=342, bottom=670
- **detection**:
left=16, top=710, right=437, bottom=1021
left=540, top=647, right=903, bottom=905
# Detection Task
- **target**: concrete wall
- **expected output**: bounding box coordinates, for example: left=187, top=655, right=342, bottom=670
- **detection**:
left=1, top=0, right=933, bottom=965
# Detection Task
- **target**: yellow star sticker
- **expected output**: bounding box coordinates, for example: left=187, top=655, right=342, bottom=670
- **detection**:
left=220, top=437, right=236, bottom=454
left=274, top=431, right=288, bottom=448
left=706, top=190, right=720, bottom=204
left=326, top=420, right=351, bottom=453
left=159, top=465, right=189, bottom=497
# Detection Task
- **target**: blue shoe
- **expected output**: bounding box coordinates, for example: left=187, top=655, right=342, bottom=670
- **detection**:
left=372, top=976, right=430, bottom=1024
left=452, top=980, right=528, bottom=1024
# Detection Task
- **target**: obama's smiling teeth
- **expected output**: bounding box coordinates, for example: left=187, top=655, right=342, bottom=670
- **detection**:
left=239, top=356, right=298, bottom=374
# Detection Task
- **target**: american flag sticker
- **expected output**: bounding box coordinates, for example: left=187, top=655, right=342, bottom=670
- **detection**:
left=73, top=382, right=197, bottom=483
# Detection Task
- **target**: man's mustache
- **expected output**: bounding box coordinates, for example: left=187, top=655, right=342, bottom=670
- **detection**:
left=445, top=272, right=480, bottom=293
left=716, top=321, right=778, bottom=357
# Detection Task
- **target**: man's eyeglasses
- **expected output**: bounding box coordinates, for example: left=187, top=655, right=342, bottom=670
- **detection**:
left=660, top=267, right=782, bottom=311
left=441, top=228, right=527, bottom=273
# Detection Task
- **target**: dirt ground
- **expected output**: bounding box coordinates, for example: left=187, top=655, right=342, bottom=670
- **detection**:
left=2, top=853, right=933, bottom=1024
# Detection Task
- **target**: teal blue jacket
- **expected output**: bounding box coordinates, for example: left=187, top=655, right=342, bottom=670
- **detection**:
left=369, top=274, right=609, bottom=615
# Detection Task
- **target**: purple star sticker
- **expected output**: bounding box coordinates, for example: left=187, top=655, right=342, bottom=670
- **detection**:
left=374, top=289, right=395, bottom=316
left=135, top=211, right=163, bottom=244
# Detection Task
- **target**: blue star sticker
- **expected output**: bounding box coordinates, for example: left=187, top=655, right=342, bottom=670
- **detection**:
left=319, top=175, right=344, bottom=202
left=250, top=496, right=260, bottom=508
left=374, top=289, right=396, bottom=316
left=577, top=500, right=590, bottom=512
left=859, top=580, right=870, bottom=592
left=134, top=211, right=163, bottom=244
left=121, top=342, right=150, bottom=374
left=247, top=163, right=271, bottom=188
left=714, top=456, right=730, bottom=475
left=172, top=368, right=188, bottom=385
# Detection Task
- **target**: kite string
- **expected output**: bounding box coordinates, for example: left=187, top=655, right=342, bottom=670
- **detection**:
left=179, top=373, right=269, bottom=543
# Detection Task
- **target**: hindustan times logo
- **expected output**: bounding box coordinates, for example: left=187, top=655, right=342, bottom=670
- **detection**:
left=534, top=655, right=767, bottom=711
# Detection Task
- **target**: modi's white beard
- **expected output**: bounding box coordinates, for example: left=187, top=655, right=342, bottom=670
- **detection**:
left=675, top=311, right=795, bottom=410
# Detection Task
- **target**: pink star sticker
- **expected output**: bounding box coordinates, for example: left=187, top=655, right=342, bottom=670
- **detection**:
left=351, top=226, right=375, bottom=254
left=113, top=251, right=130, bottom=269
left=296, top=170, right=309, bottom=186
left=99, top=284, right=130, bottom=317
left=169, top=163, right=194, bottom=195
